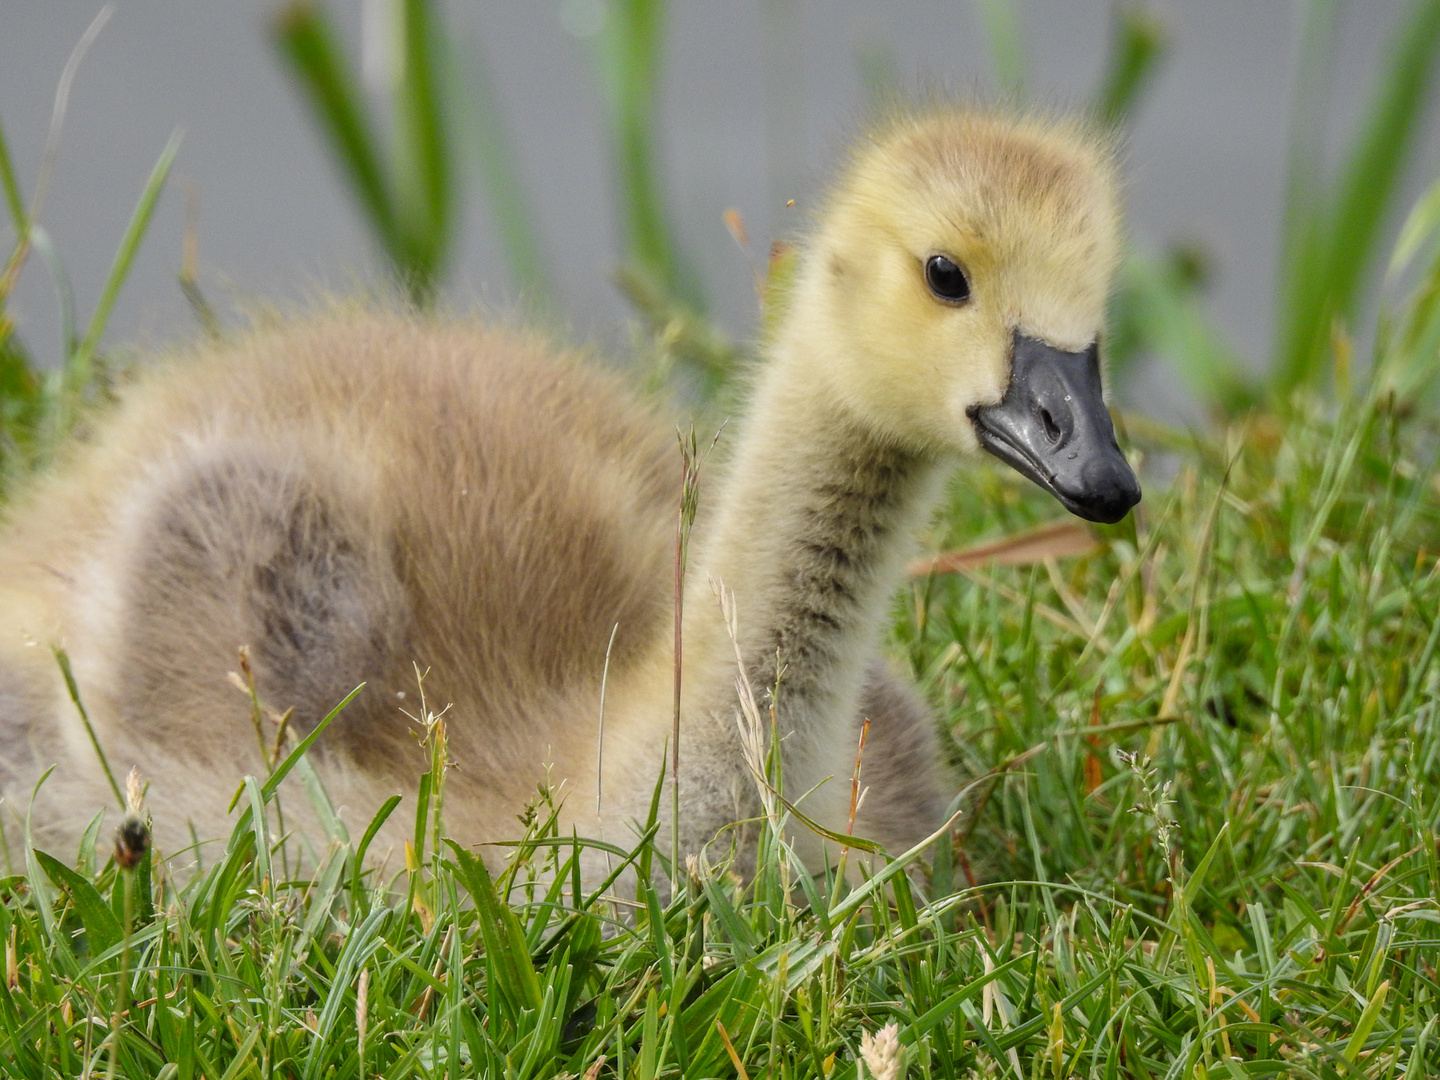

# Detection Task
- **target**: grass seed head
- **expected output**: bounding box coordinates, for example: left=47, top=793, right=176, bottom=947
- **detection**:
left=860, top=1022, right=904, bottom=1080
left=114, top=765, right=151, bottom=871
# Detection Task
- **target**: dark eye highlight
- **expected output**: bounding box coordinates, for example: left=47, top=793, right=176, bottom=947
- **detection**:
left=924, top=254, right=970, bottom=303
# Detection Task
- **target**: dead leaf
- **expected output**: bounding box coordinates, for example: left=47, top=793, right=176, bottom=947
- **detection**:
left=909, top=519, right=1098, bottom=577
left=722, top=207, right=748, bottom=249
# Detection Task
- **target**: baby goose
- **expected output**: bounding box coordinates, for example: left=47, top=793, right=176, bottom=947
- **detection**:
left=0, top=105, right=1138, bottom=872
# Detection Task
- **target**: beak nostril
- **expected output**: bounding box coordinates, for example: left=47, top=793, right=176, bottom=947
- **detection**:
left=1039, top=407, right=1061, bottom=444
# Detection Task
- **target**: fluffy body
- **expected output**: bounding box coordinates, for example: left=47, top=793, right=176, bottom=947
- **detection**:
left=0, top=318, right=678, bottom=856
left=0, top=105, right=1119, bottom=873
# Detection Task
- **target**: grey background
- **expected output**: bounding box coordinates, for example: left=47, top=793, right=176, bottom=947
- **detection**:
left=2, top=2, right=1437, bottom=416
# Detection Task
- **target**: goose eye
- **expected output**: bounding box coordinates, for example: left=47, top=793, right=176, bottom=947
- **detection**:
left=924, top=255, right=970, bottom=303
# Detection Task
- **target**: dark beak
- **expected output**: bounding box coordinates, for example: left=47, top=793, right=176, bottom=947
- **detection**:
left=967, top=331, right=1141, bottom=524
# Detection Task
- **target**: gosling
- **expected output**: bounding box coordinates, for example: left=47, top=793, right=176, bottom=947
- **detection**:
left=0, top=105, right=1139, bottom=873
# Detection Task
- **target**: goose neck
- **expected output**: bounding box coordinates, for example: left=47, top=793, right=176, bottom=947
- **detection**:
left=690, top=344, right=945, bottom=745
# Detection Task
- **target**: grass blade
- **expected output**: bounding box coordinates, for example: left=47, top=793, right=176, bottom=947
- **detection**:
left=391, top=0, right=452, bottom=290
left=1275, top=0, right=1440, bottom=396
left=273, top=3, right=400, bottom=263
left=33, top=849, right=121, bottom=958
left=65, top=127, right=181, bottom=412
left=27, top=225, right=77, bottom=357
left=302, top=906, right=388, bottom=1080
left=222, top=683, right=364, bottom=848
left=447, top=841, right=543, bottom=1014
left=0, top=113, right=24, bottom=236
left=52, top=647, right=122, bottom=809
left=261, top=684, right=364, bottom=802
left=1387, top=170, right=1440, bottom=281
left=1093, top=3, right=1167, bottom=126
left=1343, top=979, right=1390, bottom=1063
left=593, top=0, right=695, bottom=305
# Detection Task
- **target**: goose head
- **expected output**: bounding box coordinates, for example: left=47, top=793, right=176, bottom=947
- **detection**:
left=793, top=108, right=1141, bottom=524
